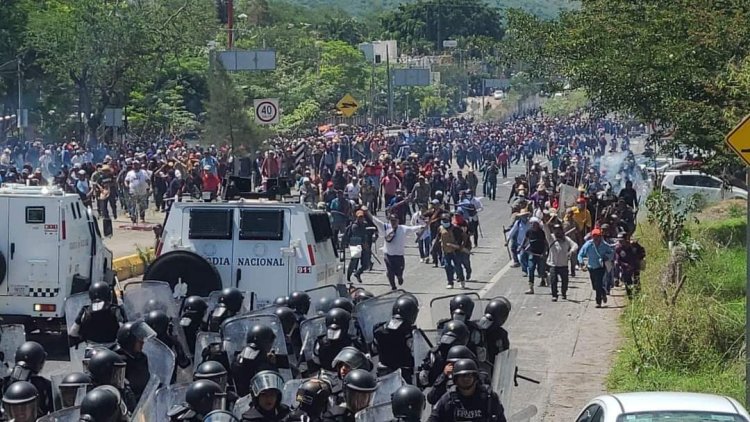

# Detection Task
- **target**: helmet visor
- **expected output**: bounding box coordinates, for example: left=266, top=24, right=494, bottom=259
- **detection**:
left=59, top=384, right=88, bottom=408
left=439, top=332, right=459, bottom=346
left=10, top=365, right=31, bottom=381
left=3, top=401, right=37, bottom=421
left=195, top=374, right=228, bottom=391
left=452, top=310, right=467, bottom=322
left=477, top=315, right=493, bottom=330
left=344, top=389, right=374, bottom=413
left=250, top=371, right=284, bottom=397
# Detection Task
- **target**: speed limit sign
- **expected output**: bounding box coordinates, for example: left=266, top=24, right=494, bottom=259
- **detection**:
left=253, top=98, right=280, bottom=125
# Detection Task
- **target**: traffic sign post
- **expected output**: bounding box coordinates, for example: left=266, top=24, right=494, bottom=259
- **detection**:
left=253, top=98, right=280, bottom=125
left=336, top=93, right=359, bottom=118
left=724, top=114, right=750, bottom=407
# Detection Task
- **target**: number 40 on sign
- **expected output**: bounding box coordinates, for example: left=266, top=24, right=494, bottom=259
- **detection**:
left=254, top=98, right=280, bottom=125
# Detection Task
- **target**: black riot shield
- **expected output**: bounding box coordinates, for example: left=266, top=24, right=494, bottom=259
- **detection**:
left=372, top=369, right=406, bottom=407
left=429, top=293, right=485, bottom=328
left=64, top=292, right=92, bottom=372
left=298, top=315, right=326, bottom=364
left=304, top=285, right=342, bottom=317
left=36, top=406, right=81, bottom=422
left=130, top=375, right=160, bottom=422
left=137, top=382, right=190, bottom=421
left=192, top=331, right=223, bottom=373
left=221, top=314, right=292, bottom=381
left=353, top=402, right=394, bottom=422
left=354, top=296, right=399, bottom=346
left=143, top=337, right=176, bottom=386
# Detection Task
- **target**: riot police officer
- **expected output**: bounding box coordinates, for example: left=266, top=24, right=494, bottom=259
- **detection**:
left=167, top=380, right=226, bottom=422
left=311, top=309, right=365, bottom=372
left=326, top=347, right=373, bottom=404
left=69, top=281, right=123, bottom=344
left=476, top=297, right=511, bottom=365
left=351, top=289, right=374, bottom=306
left=288, top=291, right=311, bottom=325
left=195, top=360, right=237, bottom=409
left=2, top=381, right=38, bottom=422
left=79, top=385, right=129, bottom=422
left=330, top=298, right=354, bottom=314
left=315, top=297, right=334, bottom=316
left=418, top=320, right=469, bottom=390
left=145, top=309, right=191, bottom=377
left=179, top=295, right=208, bottom=356
left=113, top=321, right=151, bottom=401
left=87, top=348, right=137, bottom=412
left=426, top=345, right=476, bottom=405
left=284, top=379, right=331, bottom=422
left=323, top=369, right=377, bottom=422
left=230, top=324, right=281, bottom=397
left=372, top=295, right=418, bottom=380
left=241, top=371, right=290, bottom=422
left=57, top=371, right=92, bottom=409
left=208, top=287, right=244, bottom=332
left=436, top=295, right=484, bottom=362
left=391, top=385, right=425, bottom=422
left=2, top=341, right=53, bottom=416
left=274, top=296, right=289, bottom=306
left=427, top=359, right=506, bottom=422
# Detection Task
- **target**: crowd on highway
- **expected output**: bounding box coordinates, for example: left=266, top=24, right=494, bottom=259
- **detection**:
left=0, top=109, right=650, bottom=421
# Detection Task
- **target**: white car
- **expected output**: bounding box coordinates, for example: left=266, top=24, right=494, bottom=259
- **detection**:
left=576, top=392, right=750, bottom=422
left=493, top=90, right=506, bottom=100
left=661, top=169, right=747, bottom=204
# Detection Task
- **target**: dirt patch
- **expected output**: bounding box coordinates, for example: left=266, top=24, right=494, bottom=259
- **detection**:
left=696, top=199, right=746, bottom=221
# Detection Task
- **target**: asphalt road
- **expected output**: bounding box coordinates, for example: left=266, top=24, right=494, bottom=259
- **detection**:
left=35, top=142, right=645, bottom=420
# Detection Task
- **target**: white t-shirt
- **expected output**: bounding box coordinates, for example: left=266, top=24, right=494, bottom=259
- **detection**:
left=125, top=169, right=150, bottom=196
left=372, top=216, right=424, bottom=256
left=345, top=183, right=360, bottom=200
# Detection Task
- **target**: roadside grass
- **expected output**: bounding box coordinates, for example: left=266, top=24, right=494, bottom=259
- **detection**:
left=607, top=218, right=746, bottom=404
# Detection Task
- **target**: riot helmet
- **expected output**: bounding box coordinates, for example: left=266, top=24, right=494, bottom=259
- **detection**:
left=315, top=296, right=333, bottom=315
left=185, top=379, right=225, bottom=418
left=477, top=297, right=511, bottom=330
left=274, top=296, right=289, bottom=306
left=116, top=320, right=155, bottom=355
left=343, top=369, right=377, bottom=413
left=273, top=306, right=297, bottom=336
left=88, top=282, right=112, bottom=312
left=446, top=345, right=477, bottom=363
left=87, top=348, right=127, bottom=389
left=325, top=308, right=351, bottom=341
left=12, top=341, right=47, bottom=380
left=295, top=379, right=331, bottom=417
left=449, top=295, right=475, bottom=321
left=391, top=385, right=425, bottom=422
left=240, top=324, right=276, bottom=361
left=439, top=320, right=469, bottom=347
left=332, top=346, right=373, bottom=379
left=144, top=309, right=170, bottom=338
left=144, top=298, right=167, bottom=314
left=451, top=358, right=479, bottom=390
left=194, top=360, right=229, bottom=391
left=288, top=291, right=311, bottom=315
left=217, top=287, right=244, bottom=313
left=388, top=295, right=419, bottom=330
left=2, top=380, right=37, bottom=422
left=331, top=297, right=354, bottom=313
left=250, top=371, right=284, bottom=412
left=351, top=289, right=374, bottom=305
left=59, top=371, right=92, bottom=408
left=180, top=296, right=208, bottom=327
left=79, top=385, right=127, bottom=422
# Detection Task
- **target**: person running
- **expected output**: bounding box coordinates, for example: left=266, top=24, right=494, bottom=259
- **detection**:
left=577, top=228, right=615, bottom=308
left=369, top=209, right=425, bottom=290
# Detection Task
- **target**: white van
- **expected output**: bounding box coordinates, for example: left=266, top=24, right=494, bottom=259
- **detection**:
left=151, top=197, right=343, bottom=309
left=661, top=170, right=748, bottom=204
left=0, top=184, right=113, bottom=329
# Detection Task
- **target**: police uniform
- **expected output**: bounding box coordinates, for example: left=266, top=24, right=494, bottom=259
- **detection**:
left=1, top=375, right=53, bottom=417
left=311, top=336, right=365, bottom=373
left=114, top=348, right=150, bottom=401
left=428, top=385, right=506, bottom=422
left=241, top=403, right=291, bottom=421
left=372, top=322, right=414, bottom=381
left=483, top=327, right=509, bottom=366
left=74, top=305, right=121, bottom=343
left=230, top=355, right=280, bottom=397
left=435, top=320, right=485, bottom=364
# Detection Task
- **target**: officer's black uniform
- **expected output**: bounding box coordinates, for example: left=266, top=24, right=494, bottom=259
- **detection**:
left=426, top=345, right=476, bottom=405
left=427, top=360, right=506, bottom=422
left=418, top=320, right=469, bottom=390
left=2, top=380, right=38, bottom=422
left=242, top=405, right=291, bottom=422
left=87, top=348, right=138, bottom=412
left=274, top=306, right=302, bottom=359
left=72, top=282, right=122, bottom=344
left=1, top=341, right=53, bottom=417
left=79, top=386, right=129, bottom=422
left=372, top=295, right=418, bottom=381
left=288, top=291, right=311, bottom=326
left=390, top=385, right=425, bottom=422
left=207, top=287, right=244, bottom=332
left=476, top=298, right=511, bottom=366
left=145, top=310, right=192, bottom=381
left=322, top=369, right=377, bottom=422
left=311, top=309, right=365, bottom=372
left=282, top=379, right=331, bottom=422
left=230, top=325, right=282, bottom=397
left=436, top=295, right=485, bottom=363
left=167, top=380, right=224, bottom=422
left=194, top=360, right=238, bottom=410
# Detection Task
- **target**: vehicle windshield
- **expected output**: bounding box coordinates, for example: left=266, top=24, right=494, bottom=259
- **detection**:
left=617, top=412, right=747, bottom=422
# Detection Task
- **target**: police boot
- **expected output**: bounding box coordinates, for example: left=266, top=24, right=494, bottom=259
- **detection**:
left=525, top=283, right=534, bottom=295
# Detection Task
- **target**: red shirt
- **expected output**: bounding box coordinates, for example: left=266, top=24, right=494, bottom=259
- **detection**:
left=202, top=172, right=220, bottom=192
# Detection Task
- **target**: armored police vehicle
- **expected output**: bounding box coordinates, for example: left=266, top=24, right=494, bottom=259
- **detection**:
left=147, top=177, right=343, bottom=309
left=0, top=184, right=114, bottom=330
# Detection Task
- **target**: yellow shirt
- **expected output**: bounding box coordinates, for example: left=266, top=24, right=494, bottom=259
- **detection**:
left=571, top=208, right=592, bottom=231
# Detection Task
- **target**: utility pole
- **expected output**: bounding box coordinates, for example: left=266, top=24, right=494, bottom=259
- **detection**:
left=17, top=58, right=24, bottom=140
left=227, top=0, right=234, bottom=49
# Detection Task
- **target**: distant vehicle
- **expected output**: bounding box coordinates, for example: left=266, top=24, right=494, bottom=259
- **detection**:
left=493, top=90, right=506, bottom=100
left=661, top=169, right=747, bottom=204
left=575, top=392, right=750, bottom=422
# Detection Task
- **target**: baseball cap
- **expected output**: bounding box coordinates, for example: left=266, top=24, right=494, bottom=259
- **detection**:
left=591, top=228, right=602, bottom=236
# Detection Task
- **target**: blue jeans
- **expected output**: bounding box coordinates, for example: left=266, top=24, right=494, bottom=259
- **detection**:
left=443, top=252, right=464, bottom=284
left=518, top=250, right=529, bottom=273
left=527, top=254, right=545, bottom=284
left=457, top=252, right=472, bottom=280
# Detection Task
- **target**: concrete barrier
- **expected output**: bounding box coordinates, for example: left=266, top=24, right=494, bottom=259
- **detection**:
left=112, top=249, right=153, bottom=280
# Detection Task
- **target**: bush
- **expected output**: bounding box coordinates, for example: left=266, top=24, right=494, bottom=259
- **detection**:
left=698, top=217, right=746, bottom=247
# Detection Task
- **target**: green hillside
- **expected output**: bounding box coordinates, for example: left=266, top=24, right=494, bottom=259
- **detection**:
left=287, top=0, right=579, bottom=19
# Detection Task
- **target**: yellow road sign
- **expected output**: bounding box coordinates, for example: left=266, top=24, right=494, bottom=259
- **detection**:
left=336, top=93, right=359, bottom=117
left=726, top=114, right=750, bottom=166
